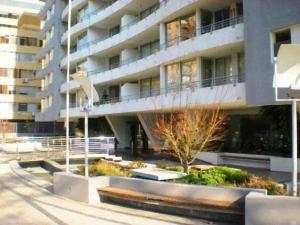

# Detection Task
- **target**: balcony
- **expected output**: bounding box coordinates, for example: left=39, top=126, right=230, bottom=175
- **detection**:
left=60, top=74, right=246, bottom=118
left=37, top=15, right=55, bottom=39
left=62, top=17, right=244, bottom=91
left=38, top=0, right=55, bottom=19
left=61, top=0, right=88, bottom=22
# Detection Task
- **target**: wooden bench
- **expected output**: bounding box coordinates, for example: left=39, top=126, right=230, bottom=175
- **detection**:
left=98, top=186, right=244, bottom=224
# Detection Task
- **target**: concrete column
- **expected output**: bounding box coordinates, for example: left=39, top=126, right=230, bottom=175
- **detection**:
left=196, top=56, right=202, bottom=87
left=105, top=116, right=130, bottom=148
left=196, top=8, right=202, bottom=36
left=160, top=22, right=166, bottom=48
left=160, top=65, right=167, bottom=93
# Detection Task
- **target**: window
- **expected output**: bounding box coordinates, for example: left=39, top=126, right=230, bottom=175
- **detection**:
left=274, top=29, right=291, bottom=57
left=140, top=3, right=159, bottom=19
left=166, top=59, right=197, bottom=91
left=166, top=19, right=180, bottom=47
left=0, top=35, right=9, bottom=43
left=202, top=59, right=213, bottom=80
left=214, top=8, right=230, bottom=30
left=140, top=40, right=159, bottom=58
left=166, top=63, right=180, bottom=88
left=180, top=14, right=196, bottom=41
left=109, top=55, right=120, bottom=69
left=77, top=32, right=88, bottom=49
left=215, top=56, right=232, bottom=77
left=140, top=77, right=160, bottom=98
left=109, top=25, right=120, bottom=37
left=0, top=85, right=8, bottom=94
left=238, top=53, right=245, bottom=76
left=181, top=60, right=197, bottom=86
left=18, top=103, right=28, bottom=112
left=166, top=13, right=196, bottom=47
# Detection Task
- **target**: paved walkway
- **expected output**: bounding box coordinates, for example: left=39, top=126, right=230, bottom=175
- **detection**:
left=0, top=164, right=217, bottom=225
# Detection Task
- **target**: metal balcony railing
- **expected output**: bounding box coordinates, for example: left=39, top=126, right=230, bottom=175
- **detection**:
left=68, top=16, right=243, bottom=76
left=88, top=74, right=244, bottom=108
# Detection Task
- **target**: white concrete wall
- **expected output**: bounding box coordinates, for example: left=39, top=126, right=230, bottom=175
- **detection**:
left=270, top=156, right=300, bottom=172
left=245, top=192, right=300, bottom=225
left=121, top=48, right=139, bottom=64
left=120, top=82, right=139, bottom=100
left=121, top=14, right=138, bottom=29
left=53, top=172, right=109, bottom=204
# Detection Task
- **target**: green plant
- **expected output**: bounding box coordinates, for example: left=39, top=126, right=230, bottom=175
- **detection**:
left=127, top=161, right=146, bottom=169
left=174, top=167, right=250, bottom=186
left=79, top=160, right=129, bottom=177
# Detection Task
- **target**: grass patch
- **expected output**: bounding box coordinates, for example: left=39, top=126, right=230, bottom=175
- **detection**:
left=79, top=160, right=129, bottom=177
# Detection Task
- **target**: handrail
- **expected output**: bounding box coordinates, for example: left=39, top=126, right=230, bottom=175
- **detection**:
left=68, top=0, right=170, bottom=52
left=90, top=74, right=244, bottom=107
left=69, top=16, right=243, bottom=75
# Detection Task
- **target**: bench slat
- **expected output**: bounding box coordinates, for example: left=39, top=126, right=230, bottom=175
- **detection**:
left=98, top=187, right=241, bottom=209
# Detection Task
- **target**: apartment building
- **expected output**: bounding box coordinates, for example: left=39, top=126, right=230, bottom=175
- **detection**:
left=0, top=0, right=39, bottom=136
left=36, top=0, right=300, bottom=157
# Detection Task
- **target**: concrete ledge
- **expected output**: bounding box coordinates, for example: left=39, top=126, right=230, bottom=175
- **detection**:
left=198, top=152, right=300, bottom=172
left=9, top=160, right=52, bottom=190
left=53, top=172, right=109, bottom=204
left=245, top=192, right=300, bottom=225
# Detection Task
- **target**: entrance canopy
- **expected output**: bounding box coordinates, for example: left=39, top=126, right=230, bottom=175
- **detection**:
left=273, top=44, right=300, bottom=89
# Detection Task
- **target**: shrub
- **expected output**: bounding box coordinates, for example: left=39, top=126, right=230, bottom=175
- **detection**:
left=241, top=176, right=286, bottom=195
left=127, top=161, right=146, bottom=169
left=175, top=167, right=250, bottom=186
left=79, top=160, right=129, bottom=177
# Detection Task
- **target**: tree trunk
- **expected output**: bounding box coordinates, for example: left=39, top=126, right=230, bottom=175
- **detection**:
left=183, top=163, right=189, bottom=174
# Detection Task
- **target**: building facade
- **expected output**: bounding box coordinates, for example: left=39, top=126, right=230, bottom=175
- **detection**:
left=0, top=0, right=41, bottom=137
left=36, top=0, right=300, bottom=156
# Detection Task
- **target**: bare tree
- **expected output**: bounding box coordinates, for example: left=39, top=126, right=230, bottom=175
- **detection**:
left=154, top=106, right=228, bottom=173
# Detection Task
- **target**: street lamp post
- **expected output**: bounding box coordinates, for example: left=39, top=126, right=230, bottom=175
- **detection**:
left=65, top=0, right=72, bottom=174
left=273, top=44, right=300, bottom=196
left=82, top=99, right=92, bottom=177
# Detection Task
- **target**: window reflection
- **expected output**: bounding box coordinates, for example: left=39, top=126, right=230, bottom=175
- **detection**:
left=166, top=59, right=197, bottom=91
left=166, top=14, right=196, bottom=47
left=180, top=14, right=196, bottom=41
left=166, top=20, right=180, bottom=47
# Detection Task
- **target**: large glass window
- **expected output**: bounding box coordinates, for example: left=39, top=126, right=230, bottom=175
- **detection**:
left=166, top=13, right=196, bottom=47
left=166, top=63, right=180, bottom=88
left=109, top=55, right=120, bottom=69
left=140, top=76, right=160, bottom=98
left=215, top=56, right=232, bottom=78
left=166, top=59, right=197, bottom=90
left=109, top=25, right=120, bottom=37
left=238, top=53, right=245, bottom=76
left=180, top=14, right=196, bottom=41
left=77, top=32, right=88, bottom=49
left=181, top=60, right=197, bottom=86
left=140, top=40, right=159, bottom=58
left=166, top=20, right=180, bottom=47
left=214, top=8, right=230, bottom=30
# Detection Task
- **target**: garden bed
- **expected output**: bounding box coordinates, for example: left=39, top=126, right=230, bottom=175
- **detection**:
left=79, top=159, right=286, bottom=195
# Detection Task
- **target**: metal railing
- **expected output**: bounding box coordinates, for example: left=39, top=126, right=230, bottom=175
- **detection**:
left=69, top=16, right=243, bottom=77
left=92, top=74, right=244, bottom=107
left=68, top=0, right=170, bottom=53
left=0, top=136, right=115, bottom=156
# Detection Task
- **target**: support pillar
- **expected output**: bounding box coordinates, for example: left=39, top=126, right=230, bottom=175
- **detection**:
left=292, top=100, right=298, bottom=196
left=196, top=56, right=202, bottom=87
left=196, top=8, right=202, bottom=36
left=160, top=65, right=167, bottom=94
left=160, top=22, right=166, bottom=49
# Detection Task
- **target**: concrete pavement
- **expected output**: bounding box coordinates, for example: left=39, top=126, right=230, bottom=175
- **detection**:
left=0, top=164, right=218, bottom=225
